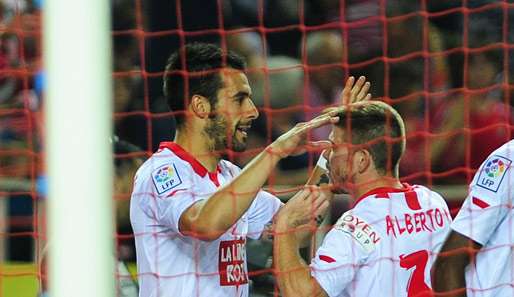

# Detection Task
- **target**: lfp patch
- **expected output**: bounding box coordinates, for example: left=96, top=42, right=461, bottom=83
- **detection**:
left=476, top=155, right=512, bottom=193
left=152, top=163, right=183, bottom=195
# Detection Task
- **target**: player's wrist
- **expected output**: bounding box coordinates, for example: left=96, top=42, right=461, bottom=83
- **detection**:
left=275, top=215, right=294, bottom=232
left=275, top=207, right=293, bottom=225
left=265, top=143, right=288, bottom=159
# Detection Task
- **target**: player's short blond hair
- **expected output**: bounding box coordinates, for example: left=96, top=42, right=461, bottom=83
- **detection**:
left=330, top=101, right=406, bottom=177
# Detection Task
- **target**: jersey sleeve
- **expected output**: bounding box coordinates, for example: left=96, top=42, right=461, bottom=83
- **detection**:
left=451, top=153, right=514, bottom=245
left=310, top=212, right=377, bottom=297
left=132, top=158, right=202, bottom=235
left=246, top=190, right=283, bottom=239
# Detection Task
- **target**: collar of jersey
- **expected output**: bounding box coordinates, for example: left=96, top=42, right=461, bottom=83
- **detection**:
left=353, top=183, right=412, bottom=207
left=158, top=142, right=221, bottom=178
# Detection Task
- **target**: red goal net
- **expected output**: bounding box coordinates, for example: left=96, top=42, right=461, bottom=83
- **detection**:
left=0, top=0, right=512, bottom=296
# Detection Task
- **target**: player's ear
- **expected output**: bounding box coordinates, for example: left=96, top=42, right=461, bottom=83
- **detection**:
left=190, top=95, right=211, bottom=119
left=356, top=149, right=371, bottom=173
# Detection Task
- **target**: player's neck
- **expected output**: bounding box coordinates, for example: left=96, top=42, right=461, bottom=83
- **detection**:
left=174, top=129, right=220, bottom=172
left=353, top=173, right=403, bottom=200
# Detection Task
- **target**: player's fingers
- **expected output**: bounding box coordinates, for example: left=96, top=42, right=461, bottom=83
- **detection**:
left=311, top=193, right=328, bottom=211
left=289, top=120, right=311, bottom=136
left=298, top=115, right=339, bottom=134
left=304, top=185, right=321, bottom=201
left=321, top=106, right=340, bottom=115
left=306, top=188, right=329, bottom=224
left=350, top=76, right=366, bottom=99
left=305, top=140, right=332, bottom=152
left=303, top=186, right=320, bottom=202
left=305, top=185, right=320, bottom=193
left=314, top=200, right=330, bottom=219
left=356, top=81, right=371, bottom=102
left=312, top=108, right=340, bottom=120
left=345, top=76, right=355, bottom=89
left=340, top=76, right=354, bottom=105
left=294, top=188, right=311, bottom=201
left=352, top=76, right=365, bottom=90
left=287, top=187, right=308, bottom=204
left=311, top=188, right=321, bottom=201
left=364, top=93, right=372, bottom=101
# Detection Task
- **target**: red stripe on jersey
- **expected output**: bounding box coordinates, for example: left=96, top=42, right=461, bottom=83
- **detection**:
left=472, top=197, right=490, bottom=209
left=375, top=192, right=390, bottom=199
left=208, top=171, right=220, bottom=187
left=405, top=191, right=421, bottom=210
left=353, top=183, right=412, bottom=207
left=159, top=142, right=222, bottom=187
left=319, top=255, right=336, bottom=263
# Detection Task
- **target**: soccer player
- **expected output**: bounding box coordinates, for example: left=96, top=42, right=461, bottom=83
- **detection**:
left=432, top=140, right=514, bottom=297
left=273, top=101, right=452, bottom=297
left=129, top=43, right=370, bottom=297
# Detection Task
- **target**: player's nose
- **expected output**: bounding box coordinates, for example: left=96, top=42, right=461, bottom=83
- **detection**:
left=244, top=98, right=259, bottom=120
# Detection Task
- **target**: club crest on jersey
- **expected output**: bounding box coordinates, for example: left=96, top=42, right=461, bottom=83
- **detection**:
left=335, top=213, right=381, bottom=253
left=477, top=155, right=511, bottom=193
left=152, top=163, right=183, bottom=195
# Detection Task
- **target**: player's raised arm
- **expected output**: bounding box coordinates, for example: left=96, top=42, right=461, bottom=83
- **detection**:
left=273, top=187, right=331, bottom=297
left=339, top=75, right=371, bottom=105
left=432, top=231, right=481, bottom=297
left=306, top=75, right=372, bottom=186
left=179, top=112, right=339, bottom=240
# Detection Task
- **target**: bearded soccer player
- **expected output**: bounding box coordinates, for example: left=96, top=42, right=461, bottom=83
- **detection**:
left=274, top=101, right=452, bottom=297
left=129, top=43, right=369, bottom=297
left=432, top=140, right=514, bottom=297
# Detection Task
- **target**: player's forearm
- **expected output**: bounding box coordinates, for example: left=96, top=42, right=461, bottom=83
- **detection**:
left=300, top=165, right=330, bottom=247
left=274, top=221, right=327, bottom=297
left=295, top=226, right=315, bottom=248
left=196, top=146, right=282, bottom=236
left=432, top=232, right=474, bottom=297
left=432, top=257, right=468, bottom=297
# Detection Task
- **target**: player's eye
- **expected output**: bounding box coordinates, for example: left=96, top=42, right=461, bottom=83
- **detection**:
left=234, top=95, right=248, bottom=104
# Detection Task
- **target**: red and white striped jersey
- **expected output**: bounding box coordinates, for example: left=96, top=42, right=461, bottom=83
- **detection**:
left=130, top=142, right=282, bottom=297
left=310, top=184, right=451, bottom=297
left=451, top=140, right=514, bottom=297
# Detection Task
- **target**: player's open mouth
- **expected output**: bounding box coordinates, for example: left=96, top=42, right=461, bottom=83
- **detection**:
left=236, top=125, right=250, bottom=137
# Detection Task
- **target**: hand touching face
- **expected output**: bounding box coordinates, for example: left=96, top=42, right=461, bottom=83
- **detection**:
left=276, top=186, right=331, bottom=228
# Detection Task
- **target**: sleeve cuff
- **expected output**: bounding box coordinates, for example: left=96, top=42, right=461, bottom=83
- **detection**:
left=310, top=270, right=337, bottom=297
left=450, top=222, right=487, bottom=246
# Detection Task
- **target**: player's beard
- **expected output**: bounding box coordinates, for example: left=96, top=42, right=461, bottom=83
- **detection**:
left=204, top=114, right=248, bottom=152
left=329, top=170, right=349, bottom=194
left=329, top=162, right=354, bottom=194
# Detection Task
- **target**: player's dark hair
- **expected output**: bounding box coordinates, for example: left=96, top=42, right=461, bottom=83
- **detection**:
left=335, top=102, right=406, bottom=177
left=163, top=43, right=246, bottom=127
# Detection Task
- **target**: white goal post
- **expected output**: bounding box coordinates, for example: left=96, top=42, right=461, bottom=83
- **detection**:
left=44, top=0, right=115, bottom=296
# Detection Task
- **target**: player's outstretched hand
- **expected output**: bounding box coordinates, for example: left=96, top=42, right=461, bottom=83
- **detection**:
left=276, top=186, right=330, bottom=228
left=267, top=112, right=339, bottom=159
left=339, top=75, right=371, bottom=105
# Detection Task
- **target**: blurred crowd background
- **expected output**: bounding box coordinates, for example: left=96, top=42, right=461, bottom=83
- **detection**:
left=0, top=0, right=513, bottom=293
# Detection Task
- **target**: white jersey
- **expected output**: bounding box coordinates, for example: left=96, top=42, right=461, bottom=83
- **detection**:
left=130, top=142, right=282, bottom=297
left=451, top=140, right=514, bottom=297
left=310, top=184, right=451, bottom=297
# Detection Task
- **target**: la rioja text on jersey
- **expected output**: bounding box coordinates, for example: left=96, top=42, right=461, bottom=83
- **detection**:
left=219, top=238, right=248, bottom=286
